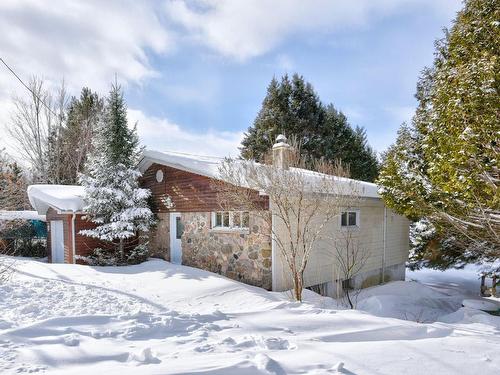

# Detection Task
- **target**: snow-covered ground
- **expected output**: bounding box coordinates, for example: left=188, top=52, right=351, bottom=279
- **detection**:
left=1, top=259, right=499, bottom=374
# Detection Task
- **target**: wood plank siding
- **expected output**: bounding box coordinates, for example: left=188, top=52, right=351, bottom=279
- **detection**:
left=140, top=163, right=269, bottom=213
left=46, top=208, right=114, bottom=263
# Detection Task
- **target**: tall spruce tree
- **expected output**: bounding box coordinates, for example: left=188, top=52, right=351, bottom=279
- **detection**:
left=241, top=75, right=324, bottom=160
left=79, top=84, right=154, bottom=263
left=241, top=74, right=379, bottom=181
left=378, top=0, right=499, bottom=269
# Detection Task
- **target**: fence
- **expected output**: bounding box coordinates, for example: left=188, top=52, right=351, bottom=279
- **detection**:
left=0, top=219, right=47, bottom=258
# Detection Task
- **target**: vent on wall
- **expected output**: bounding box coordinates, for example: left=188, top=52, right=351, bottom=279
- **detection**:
left=156, top=169, right=164, bottom=183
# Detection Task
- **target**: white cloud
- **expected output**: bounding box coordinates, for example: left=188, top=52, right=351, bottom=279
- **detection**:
left=0, top=0, right=171, bottom=97
left=165, top=0, right=460, bottom=61
left=128, top=109, right=243, bottom=157
left=0, top=0, right=173, bottom=161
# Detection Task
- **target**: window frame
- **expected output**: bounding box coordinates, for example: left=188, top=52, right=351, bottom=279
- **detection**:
left=340, top=209, right=360, bottom=229
left=211, top=211, right=250, bottom=231
left=175, top=216, right=184, bottom=239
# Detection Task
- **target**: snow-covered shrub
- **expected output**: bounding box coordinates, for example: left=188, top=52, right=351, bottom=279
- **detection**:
left=85, top=248, right=119, bottom=266
left=84, top=244, right=149, bottom=266
left=0, top=219, right=46, bottom=258
left=127, top=243, right=149, bottom=265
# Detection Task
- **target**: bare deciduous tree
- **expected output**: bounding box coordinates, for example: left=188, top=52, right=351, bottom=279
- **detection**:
left=60, top=88, right=103, bottom=184
left=0, top=148, right=29, bottom=210
left=215, top=138, right=362, bottom=301
left=8, top=76, right=68, bottom=183
left=331, top=229, right=370, bottom=309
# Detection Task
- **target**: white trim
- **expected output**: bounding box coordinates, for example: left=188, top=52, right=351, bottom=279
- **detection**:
left=382, top=206, right=387, bottom=283
left=50, top=220, right=64, bottom=263
left=210, top=211, right=249, bottom=230
left=71, top=212, right=76, bottom=264
left=169, top=212, right=182, bottom=264
left=271, top=210, right=277, bottom=291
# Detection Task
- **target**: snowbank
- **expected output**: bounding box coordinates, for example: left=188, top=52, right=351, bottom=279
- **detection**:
left=1, top=258, right=499, bottom=374
left=462, top=299, right=500, bottom=312
left=0, top=210, right=45, bottom=222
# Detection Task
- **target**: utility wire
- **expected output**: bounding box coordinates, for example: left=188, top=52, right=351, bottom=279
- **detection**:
left=0, top=57, right=58, bottom=117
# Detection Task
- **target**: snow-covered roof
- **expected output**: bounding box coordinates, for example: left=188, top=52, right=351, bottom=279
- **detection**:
left=138, top=149, right=380, bottom=199
left=138, top=150, right=223, bottom=179
left=27, top=185, right=85, bottom=215
left=0, top=210, right=46, bottom=222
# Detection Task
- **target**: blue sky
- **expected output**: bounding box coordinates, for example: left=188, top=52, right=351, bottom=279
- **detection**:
left=0, top=0, right=462, bottom=158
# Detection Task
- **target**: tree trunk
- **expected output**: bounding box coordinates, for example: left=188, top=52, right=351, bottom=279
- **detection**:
left=492, top=275, right=497, bottom=297
left=119, top=238, right=124, bottom=263
left=345, top=287, right=354, bottom=309
left=293, top=271, right=303, bottom=302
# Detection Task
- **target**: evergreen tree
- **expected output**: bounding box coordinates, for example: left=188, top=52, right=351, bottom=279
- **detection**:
left=241, top=74, right=379, bottom=181
left=241, top=74, right=324, bottom=160
left=378, top=0, right=499, bottom=268
left=79, top=84, right=154, bottom=263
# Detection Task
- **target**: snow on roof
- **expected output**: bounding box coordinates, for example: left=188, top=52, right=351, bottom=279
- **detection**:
left=139, top=149, right=380, bottom=199
left=0, top=210, right=46, bottom=222
left=138, top=150, right=223, bottom=179
left=27, top=185, right=85, bottom=215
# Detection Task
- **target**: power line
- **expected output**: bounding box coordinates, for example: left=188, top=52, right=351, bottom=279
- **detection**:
left=0, top=57, right=58, bottom=117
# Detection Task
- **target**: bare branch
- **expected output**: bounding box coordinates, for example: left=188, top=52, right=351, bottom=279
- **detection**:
left=214, top=139, right=363, bottom=301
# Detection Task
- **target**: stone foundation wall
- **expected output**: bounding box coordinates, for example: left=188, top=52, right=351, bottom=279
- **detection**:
left=148, top=212, right=170, bottom=260
left=181, top=212, right=272, bottom=290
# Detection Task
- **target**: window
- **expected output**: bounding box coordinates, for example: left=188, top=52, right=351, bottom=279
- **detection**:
left=341, top=210, right=359, bottom=228
left=212, top=211, right=250, bottom=230
left=176, top=216, right=184, bottom=239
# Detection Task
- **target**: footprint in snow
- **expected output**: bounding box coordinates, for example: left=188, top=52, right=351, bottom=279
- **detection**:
left=220, top=335, right=296, bottom=351
left=127, top=347, right=161, bottom=365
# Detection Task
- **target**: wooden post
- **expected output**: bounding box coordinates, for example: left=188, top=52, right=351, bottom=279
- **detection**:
left=492, top=275, right=497, bottom=297
left=480, top=274, right=487, bottom=296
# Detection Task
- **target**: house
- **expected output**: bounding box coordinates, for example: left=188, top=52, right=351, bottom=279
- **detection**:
left=138, top=138, right=410, bottom=294
left=27, top=136, right=410, bottom=295
left=27, top=185, right=101, bottom=263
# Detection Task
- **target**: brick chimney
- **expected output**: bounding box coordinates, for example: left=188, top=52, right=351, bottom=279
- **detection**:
left=272, top=134, right=291, bottom=170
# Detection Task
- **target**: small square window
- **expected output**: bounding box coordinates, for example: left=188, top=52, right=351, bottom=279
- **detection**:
left=341, top=210, right=358, bottom=228
left=211, top=211, right=250, bottom=230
